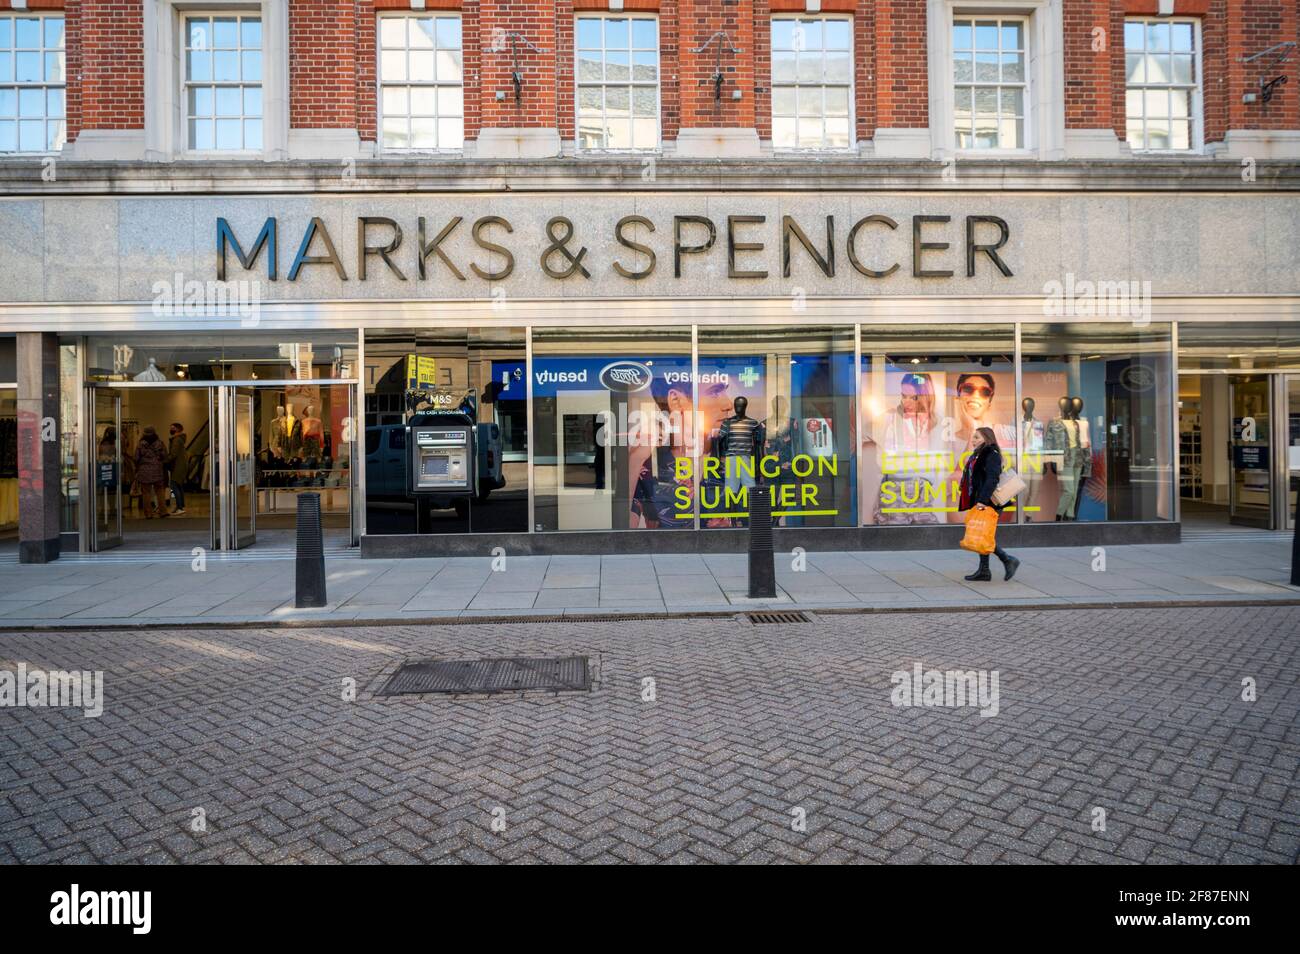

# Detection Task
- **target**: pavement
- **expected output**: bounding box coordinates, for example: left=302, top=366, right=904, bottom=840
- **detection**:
left=1, top=605, right=1296, bottom=863
left=0, top=534, right=1296, bottom=628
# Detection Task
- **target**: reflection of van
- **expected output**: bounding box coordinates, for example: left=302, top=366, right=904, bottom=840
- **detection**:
left=364, top=421, right=505, bottom=505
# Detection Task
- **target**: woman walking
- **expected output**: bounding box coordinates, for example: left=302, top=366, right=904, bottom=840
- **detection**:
left=134, top=426, right=170, bottom=519
left=958, top=426, right=1020, bottom=582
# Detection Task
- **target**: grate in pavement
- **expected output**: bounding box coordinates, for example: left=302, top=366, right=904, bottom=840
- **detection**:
left=378, top=655, right=591, bottom=696
left=746, top=611, right=812, bottom=625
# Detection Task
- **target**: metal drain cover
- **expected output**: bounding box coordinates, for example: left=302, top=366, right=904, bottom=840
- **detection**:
left=378, top=655, right=591, bottom=696
left=746, top=611, right=812, bottom=624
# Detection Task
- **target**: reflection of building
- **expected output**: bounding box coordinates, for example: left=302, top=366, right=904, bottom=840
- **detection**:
left=5, top=5, right=1300, bottom=560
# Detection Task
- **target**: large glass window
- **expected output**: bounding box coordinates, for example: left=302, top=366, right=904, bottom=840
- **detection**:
left=0, top=13, right=66, bottom=153
left=185, top=14, right=263, bottom=151
left=378, top=14, right=464, bottom=151
left=770, top=16, right=852, bottom=150
left=953, top=17, right=1026, bottom=150
left=1021, top=323, right=1173, bottom=522
left=84, top=333, right=357, bottom=383
left=1124, top=18, right=1198, bottom=152
left=363, top=328, right=527, bottom=535
left=533, top=327, right=692, bottom=531
left=860, top=325, right=1015, bottom=526
left=0, top=388, right=15, bottom=537
left=698, top=326, right=855, bottom=528
left=576, top=15, right=659, bottom=151
left=1178, top=323, right=1300, bottom=371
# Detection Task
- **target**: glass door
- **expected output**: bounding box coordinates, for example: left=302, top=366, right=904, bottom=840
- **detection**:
left=218, top=385, right=256, bottom=549
left=1286, top=376, right=1300, bottom=531
left=1228, top=375, right=1271, bottom=528
left=232, top=387, right=256, bottom=548
left=89, top=387, right=123, bottom=551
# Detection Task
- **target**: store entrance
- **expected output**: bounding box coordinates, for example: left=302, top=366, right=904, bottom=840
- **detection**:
left=87, top=383, right=355, bottom=552
left=1178, top=373, right=1289, bottom=531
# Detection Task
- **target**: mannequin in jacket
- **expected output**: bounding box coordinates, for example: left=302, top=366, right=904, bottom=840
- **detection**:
left=957, top=426, right=1021, bottom=582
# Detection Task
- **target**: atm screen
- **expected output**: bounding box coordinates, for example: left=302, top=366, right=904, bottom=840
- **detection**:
left=421, top=456, right=450, bottom=478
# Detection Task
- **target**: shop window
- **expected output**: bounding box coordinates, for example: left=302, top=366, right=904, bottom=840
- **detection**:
left=378, top=13, right=464, bottom=151
left=859, top=325, right=1014, bottom=526
left=697, top=326, right=855, bottom=529
left=533, top=327, right=692, bottom=531
left=1178, top=323, right=1300, bottom=371
left=770, top=16, right=853, bottom=151
left=0, top=388, right=15, bottom=537
left=84, top=333, right=357, bottom=383
left=952, top=17, right=1027, bottom=150
left=184, top=14, right=263, bottom=151
left=1021, top=323, right=1174, bottom=522
left=576, top=15, right=660, bottom=151
left=363, top=328, right=527, bottom=536
left=1124, top=18, right=1200, bottom=153
left=0, top=13, right=66, bottom=153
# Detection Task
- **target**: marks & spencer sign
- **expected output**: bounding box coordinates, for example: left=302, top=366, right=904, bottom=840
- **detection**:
left=216, top=212, right=1013, bottom=284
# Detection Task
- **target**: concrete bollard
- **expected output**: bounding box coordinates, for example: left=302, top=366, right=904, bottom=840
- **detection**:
left=748, top=483, right=776, bottom=598
left=295, top=492, right=327, bottom=608
left=1292, top=483, right=1300, bottom=587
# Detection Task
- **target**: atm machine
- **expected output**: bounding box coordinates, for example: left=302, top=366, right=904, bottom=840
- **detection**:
left=407, top=411, right=476, bottom=525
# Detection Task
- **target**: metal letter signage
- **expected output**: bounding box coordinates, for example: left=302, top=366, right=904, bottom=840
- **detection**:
left=215, top=211, right=1015, bottom=284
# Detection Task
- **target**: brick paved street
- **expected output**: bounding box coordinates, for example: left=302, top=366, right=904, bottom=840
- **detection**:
left=1, top=605, right=1297, bottom=864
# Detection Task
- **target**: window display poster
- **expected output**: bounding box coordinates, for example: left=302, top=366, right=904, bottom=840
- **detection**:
left=859, top=365, right=1016, bottom=525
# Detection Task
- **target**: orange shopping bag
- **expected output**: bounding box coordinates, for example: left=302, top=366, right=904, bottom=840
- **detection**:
left=960, top=504, right=998, bottom=555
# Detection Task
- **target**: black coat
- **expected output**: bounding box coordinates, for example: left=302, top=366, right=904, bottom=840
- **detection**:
left=958, top=445, right=1006, bottom=512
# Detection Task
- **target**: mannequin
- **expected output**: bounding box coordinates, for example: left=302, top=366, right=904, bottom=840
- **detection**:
left=1046, top=396, right=1086, bottom=521
left=302, top=404, right=323, bottom=460
left=715, top=396, right=765, bottom=527
left=1068, top=396, right=1093, bottom=519
left=1021, top=397, right=1044, bottom=515
left=133, top=357, right=166, bottom=382
left=271, top=406, right=287, bottom=459
left=284, top=403, right=302, bottom=458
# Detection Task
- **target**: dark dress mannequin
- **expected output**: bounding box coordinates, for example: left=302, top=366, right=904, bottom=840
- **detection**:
left=715, top=396, right=766, bottom=528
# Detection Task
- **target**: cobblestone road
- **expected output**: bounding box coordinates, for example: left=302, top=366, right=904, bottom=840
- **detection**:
left=1, top=606, right=1297, bottom=863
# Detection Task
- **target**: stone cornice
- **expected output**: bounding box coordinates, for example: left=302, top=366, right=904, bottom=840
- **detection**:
left=0, top=156, right=1297, bottom=195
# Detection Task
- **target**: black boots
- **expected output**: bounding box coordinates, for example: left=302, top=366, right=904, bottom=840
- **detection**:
left=967, top=552, right=1019, bottom=582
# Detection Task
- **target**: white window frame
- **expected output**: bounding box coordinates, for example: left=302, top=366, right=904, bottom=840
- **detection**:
left=1123, top=16, right=1203, bottom=155
left=927, top=0, right=1064, bottom=160
left=376, top=11, right=465, bottom=155
left=769, top=13, right=855, bottom=153
left=0, top=11, right=67, bottom=156
left=950, top=14, right=1029, bottom=152
left=574, top=13, right=661, bottom=154
left=144, top=0, right=288, bottom=161
left=181, top=11, right=265, bottom=155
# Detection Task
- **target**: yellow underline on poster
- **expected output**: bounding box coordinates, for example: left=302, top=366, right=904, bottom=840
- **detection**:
left=704, top=510, right=842, bottom=518
left=881, top=507, right=1042, bottom=513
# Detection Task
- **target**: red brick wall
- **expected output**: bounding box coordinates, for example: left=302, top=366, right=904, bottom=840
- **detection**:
left=874, top=0, right=927, bottom=128
left=475, top=0, right=557, bottom=129
left=72, top=0, right=143, bottom=133
left=290, top=1, right=357, bottom=129
left=1064, top=0, right=1113, bottom=129
left=676, top=0, right=754, bottom=128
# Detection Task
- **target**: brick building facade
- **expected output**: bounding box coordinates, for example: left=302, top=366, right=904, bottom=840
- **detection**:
left=0, top=0, right=1291, bottom=159
left=1, top=0, right=1299, bottom=562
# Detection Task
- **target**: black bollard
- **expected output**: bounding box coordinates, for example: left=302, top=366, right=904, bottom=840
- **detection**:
left=748, top=481, right=776, bottom=598
left=1292, top=482, right=1300, bottom=586
left=296, top=492, right=327, bottom=608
